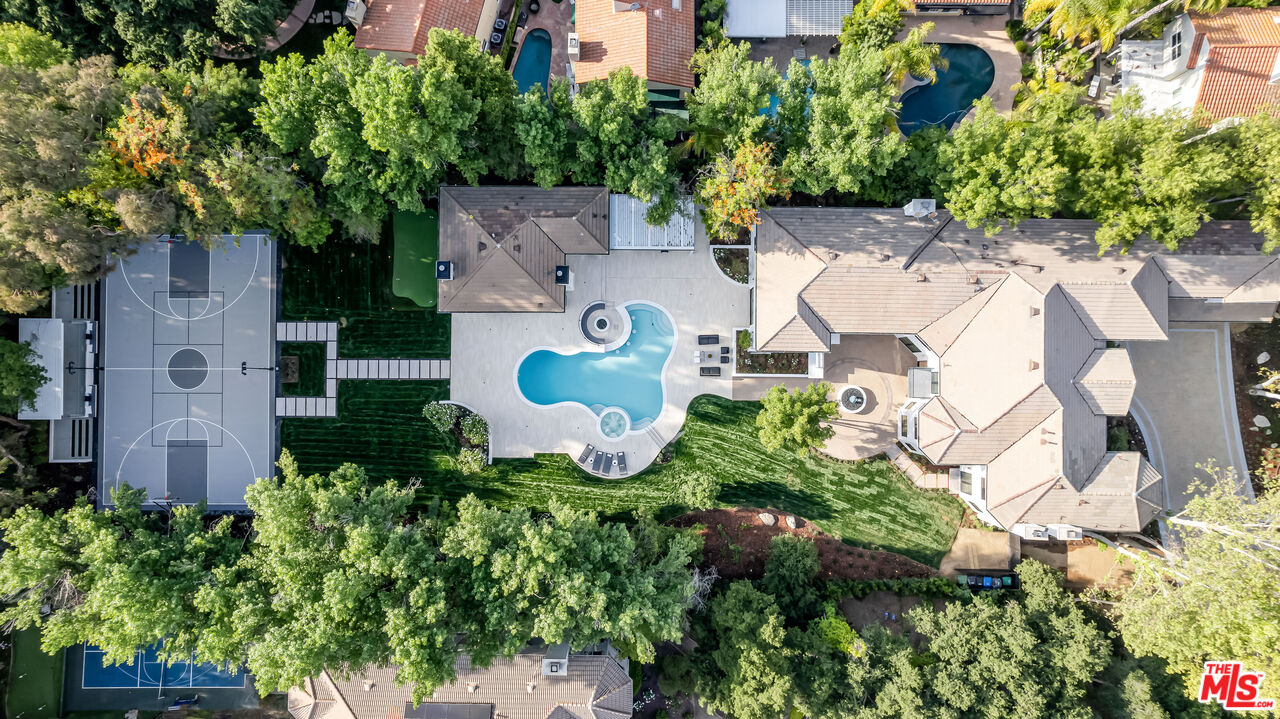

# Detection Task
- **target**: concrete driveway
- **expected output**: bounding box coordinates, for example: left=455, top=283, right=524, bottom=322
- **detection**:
left=1128, top=322, right=1250, bottom=513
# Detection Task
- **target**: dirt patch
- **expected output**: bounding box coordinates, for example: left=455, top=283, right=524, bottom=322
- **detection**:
left=840, top=591, right=948, bottom=647
left=670, top=507, right=936, bottom=581
left=1230, top=321, right=1279, bottom=494
left=280, top=355, right=299, bottom=384
left=937, top=528, right=1016, bottom=578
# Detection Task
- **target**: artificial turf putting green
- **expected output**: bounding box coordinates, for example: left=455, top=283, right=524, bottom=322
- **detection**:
left=4, top=628, right=62, bottom=719
left=391, top=209, right=439, bottom=309
left=280, top=232, right=449, bottom=359
left=283, top=386, right=962, bottom=567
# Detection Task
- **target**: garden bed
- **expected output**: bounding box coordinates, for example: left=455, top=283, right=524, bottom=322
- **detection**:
left=1106, top=414, right=1148, bottom=457
left=670, top=507, right=936, bottom=580
left=735, top=330, right=807, bottom=374
left=712, top=247, right=749, bottom=284
left=279, top=342, right=326, bottom=396
left=709, top=226, right=752, bottom=246
left=1231, top=320, right=1280, bottom=493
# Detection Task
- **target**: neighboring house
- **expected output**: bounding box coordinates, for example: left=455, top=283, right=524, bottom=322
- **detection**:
left=752, top=207, right=1280, bottom=540
left=350, top=0, right=501, bottom=62
left=287, top=645, right=632, bottom=719
left=435, top=186, right=694, bottom=313
left=725, top=0, right=1008, bottom=38
left=573, top=0, right=695, bottom=94
left=1120, top=8, right=1280, bottom=122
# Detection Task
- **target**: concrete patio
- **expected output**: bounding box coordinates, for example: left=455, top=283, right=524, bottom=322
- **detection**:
left=511, top=0, right=574, bottom=83
left=901, top=14, right=1022, bottom=113
left=450, top=225, right=751, bottom=475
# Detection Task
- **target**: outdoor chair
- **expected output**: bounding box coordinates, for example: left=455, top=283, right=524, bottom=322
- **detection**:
left=592, top=451, right=605, bottom=473
left=578, top=444, right=595, bottom=464
left=602, top=453, right=614, bottom=473
left=617, top=452, right=628, bottom=475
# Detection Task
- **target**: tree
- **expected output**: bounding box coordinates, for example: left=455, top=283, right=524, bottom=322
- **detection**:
left=1231, top=108, right=1280, bottom=253
left=761, top=534, right=821, bottom=623
left=571, top=67, right=682, bottom=224
left=771, top=58, right=813, bottom=156
left=671, top=469, right=720, bottom=510
left=861, top=125, right=946, bottom=206
left=0, top=0, right=287, bottom=68
left=0, top=21, right=67, bottom=68
left=0, top=338, right=47, bottom=416
left=840, top=0, right=912, bottom=51
left=1024, top=0, right=1132, bottom=51
left=938, top=93, right=1087, bottom=235
left=688, top=41, right=780, bottom=154
left=782, top=48, right=905, bottom=197
left=0, top=53, right=130, bottom=312
left=687, top=581, right=795, bottom=719
left=1109, top=462, right=1280, bottom=702
left=756, top=382, right=837, bottom=455
left=883, top=23, right=948, bottom=85
left=697, top=140, right=791, bottom=241
left=911, top=560, right=1111, bottom=718
left=515, top=80, right=579, bottom=188
left=0, top=486, right=244, bottom=666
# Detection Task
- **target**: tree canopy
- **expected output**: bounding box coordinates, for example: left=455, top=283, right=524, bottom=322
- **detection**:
left=0, top=338, right=47, bottom=416
left=756, top=382, right=838, bottom=455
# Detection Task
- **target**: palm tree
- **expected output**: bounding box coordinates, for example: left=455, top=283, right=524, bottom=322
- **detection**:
left=883, top=23, right=949, bottom=85
left=1026, top=0, right=1132, bottom=51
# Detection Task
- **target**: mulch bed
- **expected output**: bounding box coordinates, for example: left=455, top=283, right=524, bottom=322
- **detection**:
left=670, top=507, right=936, bottom=581
left=1230, top=323, right=1277, bottom=495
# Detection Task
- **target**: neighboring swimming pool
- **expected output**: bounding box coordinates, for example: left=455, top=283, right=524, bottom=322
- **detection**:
left=898, top=44, right=995, bottom=135
left=512, top=29, right=552, bottom=94
left=516, top=302, right=675, bottom=438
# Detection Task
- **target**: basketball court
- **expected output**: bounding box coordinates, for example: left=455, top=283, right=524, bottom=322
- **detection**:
left=81, top=645, right=246, bottom=689
left=97, top=235, right=277, bottom=510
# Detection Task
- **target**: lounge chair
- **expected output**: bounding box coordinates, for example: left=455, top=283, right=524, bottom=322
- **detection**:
left=578, top=444, right=595, bottom=464
left=698, top=335, right=719, bottom=345
left=602, top=453, right=614, bottom=473
left=700, top=367, right=721, bottom=377
left=591, top=451, right=605, bottom=473
left=617, top=452, right=628, bottom=475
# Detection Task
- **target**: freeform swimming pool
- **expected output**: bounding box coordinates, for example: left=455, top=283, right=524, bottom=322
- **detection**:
left=898, top=43, right=995, bottom=135
left=512, top=28, right=552, bottom=95
left=516, top=302, right=674, bottom=437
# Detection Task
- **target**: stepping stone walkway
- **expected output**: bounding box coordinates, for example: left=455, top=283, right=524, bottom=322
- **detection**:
left=885, top=443, right=950, bottom=490
left=275, top=321, right=449, bottom=417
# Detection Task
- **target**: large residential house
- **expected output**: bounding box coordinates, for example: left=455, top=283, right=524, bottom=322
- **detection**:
left=573, top=0, right=695, bottom=95
left=1119, top=8, right=1280, bottom=122
left=288, top=645, right=632, bottom=719
left=753, top=207, right=1279, bottom=540
left=350, top=0, right=501, bottom=62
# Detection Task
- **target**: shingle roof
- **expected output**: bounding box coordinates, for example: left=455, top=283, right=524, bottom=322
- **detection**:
left=1188, top=9, right=1280, bottom=121
left=353, top=0, right=486, bottom=56
left=305, top=652, right=632, bottom=719
left=437, top=186, right=610, bottom=313
left=575, top=0, right=695, bottom=89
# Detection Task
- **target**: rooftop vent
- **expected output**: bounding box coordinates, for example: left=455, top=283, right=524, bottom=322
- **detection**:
left=543, top=642, right=571, bottom=676
left=903, top=198, right=937, bottom=218
left=1030, top=306, right=1040, bottom=317
left=436, top=261, right=454, bottom=281
left=344, top=0, right=367, bottom=26
left=1029, top=360, right=1040, bottom=371
left=568, top=32, right=580, bottom=61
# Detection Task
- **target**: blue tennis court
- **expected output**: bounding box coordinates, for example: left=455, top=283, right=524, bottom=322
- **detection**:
left=82, top=645, right=246, bottom=689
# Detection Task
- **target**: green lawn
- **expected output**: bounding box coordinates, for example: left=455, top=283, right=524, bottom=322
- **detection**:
left=280, top=342, right=326, bottom=396
left=5, top=628, right=62, bottom=719
left=280, top=231, right=449, bottom=358
left=283, top=387, right=963, bottom=567
left=391, top=209, right=439, bottom=308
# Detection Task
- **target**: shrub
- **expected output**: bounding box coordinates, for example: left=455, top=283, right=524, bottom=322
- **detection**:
left=823, top=576, right=966, bottom=601
left=1005, top=19, right=1026, bottom=41
left=1107, top=426, right=1131, bottom=452
left=1014, top=40, right=1028, bottom=55
left=672, top=470, right=719, bottom=510
left=461, top=413, right=489, bottom=447
left=737, top=329, right=753, bottom=351
left=1020, top=62, right=1036, bottom=79
left=457, top=447, right=486, bottom=474
left=423, top=401, right=460, bottom=437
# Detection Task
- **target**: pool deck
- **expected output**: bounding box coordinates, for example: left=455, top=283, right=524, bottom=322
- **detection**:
left=900, top=14, right=1021, bottom=114
left=449, top=219, right=751, bottom=475
left=512, top=0, right=573, bottom=84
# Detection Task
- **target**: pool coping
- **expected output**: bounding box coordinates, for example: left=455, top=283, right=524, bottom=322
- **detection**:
left=510, top=300, right=677, bottom=442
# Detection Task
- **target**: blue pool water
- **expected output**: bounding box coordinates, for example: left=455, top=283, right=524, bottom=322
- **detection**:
left=512, top=29, right=552, bottom=94
left=898, top=44, right=995, bottom=135
left=517, top=303, right=674, bottom=434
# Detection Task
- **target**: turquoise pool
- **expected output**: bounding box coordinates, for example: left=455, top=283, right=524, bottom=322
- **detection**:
left=898, top=43, right=995, bottom=135
left=512, top=29, right=552, bottom=94
left=516, top=302, right=674, bottom=436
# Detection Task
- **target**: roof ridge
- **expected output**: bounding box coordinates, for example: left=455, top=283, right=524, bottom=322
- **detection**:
left=1224, top=256, right=1280, bottom=301
left=989, top=477, right=1058, bottom=524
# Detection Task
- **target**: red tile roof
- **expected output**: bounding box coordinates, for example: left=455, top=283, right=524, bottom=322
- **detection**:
left=354, top=0, right=487, bottom=56
left=575, top=0, right=695, bottom=89
left=1190, top=9, right=1280, bottom=121
left=917, top=0, right=1012, bottom=6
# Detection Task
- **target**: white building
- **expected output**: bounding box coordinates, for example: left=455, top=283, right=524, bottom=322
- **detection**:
left=1120, top=8, right=1280, bottom=122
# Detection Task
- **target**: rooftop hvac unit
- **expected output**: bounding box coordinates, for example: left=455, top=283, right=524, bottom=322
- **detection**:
left=567, top=32, right=580, bottom=61
left=436, top=261, right=454, bottom=281
left=344, top=0, right=367, bottom=26
left=903, top=198, right=936, bottom=218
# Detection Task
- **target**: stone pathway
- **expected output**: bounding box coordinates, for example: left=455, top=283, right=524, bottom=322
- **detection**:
left=886, top=444, right=950, bottom=490
left=276, top=321, right=449, bottom=418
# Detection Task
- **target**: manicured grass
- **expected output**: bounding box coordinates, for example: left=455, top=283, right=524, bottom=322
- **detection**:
left=391, top=209, right=440, bottom=309
left=283, top=389, right=963, bottom=567
left=280, top=342, right=326, bottom=397
left=5, top=628, right=62, bottom=719
left=280, top=232, right=449, bottom=358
